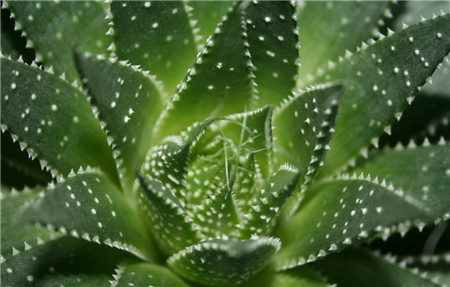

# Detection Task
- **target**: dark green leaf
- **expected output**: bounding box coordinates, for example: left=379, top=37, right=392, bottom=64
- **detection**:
left=110, top=263, right=189, bottom=287
left=321, top=14, right=450, bottom=175
left=312, top=248, right=440, bottom=287
left=168, top=237, right=280, bottom=286
left=1, top=131, right=51, bottom=189
left=244, top=1, right=299, bottom=107
left=76, top=52, right=164, bottom=194
left=25, top=170, right=156, bottom=261
left=110, top=1, right=197, bottom=95
left=355, top=144, right=450, bottom=218
left=298, top=1, right=390, bottom=86
left=242, top=266, right=329, bottom=287
left=274, top=175, right=437, bottom=269
left=5, top=0, right=110, bottom=83
left=154, top=3, right=253, bottom=140
left=1, top=57, right=117, bottom=181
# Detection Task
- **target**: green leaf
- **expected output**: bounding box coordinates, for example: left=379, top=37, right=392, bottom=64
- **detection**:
left=312, top=248, right=440, bottom=287
left=25, top=169, right=155, bottom=261
left=273, top=84, right=341, bottom=189
left=298, top=1, right=390, bottom=86
left=320, top=14, right=450, bottom=175
left=1, top=57, right=117, bottom=181
left=137, top=174, right=201, bottom=256
left=239, top=164, right=300, bottom=238
left=242, top=266, right=329, bottom=287
left=3, top=236, right=125, bottom=287
left=402, top=252, right=450, bottom=287
left=154, top=3, right=253, bottom=140
left=184, top=1, right=234, bottom=49
left=110, top=1, right=197, bottom=95
left=1, top=131, right=51, bottom=189
left=244, top=1, right=299, bottom=107
left=167, top=237, right=280, bottom=286
left=76, top=52, right=164, bottom=194
left=5, top=0, right=110, bottom=83
left=110, top=263, right=189, bottom=287
left=274, top=174, right=440, bottom=270
left=355, top=144, right=450, bottom=218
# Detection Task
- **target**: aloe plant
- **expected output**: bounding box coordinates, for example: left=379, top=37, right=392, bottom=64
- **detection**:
left=1, top=1, right=450, bottom=286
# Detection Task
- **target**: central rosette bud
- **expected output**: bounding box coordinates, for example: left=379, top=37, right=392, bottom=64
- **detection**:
left=137, top=106, right=300, bottom=286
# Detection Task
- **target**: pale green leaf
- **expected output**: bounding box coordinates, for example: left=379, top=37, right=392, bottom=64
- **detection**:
left=76, top=52, right=163, bottom=194
left=1, top=57, right=117, bottom=181
left=110, top=263, right=189, bottom=287
left=312, top=248, right=440, bottom=287
left=298, top=1, right=390, bottom=86
left=110, top=1, right=197, bottom=95
left=321, top=14, right=450, bottom=175
left=25, top=170, right=155, bottom=261
left=244, top=1, right=299, bottom=107
left=167, top=237, right=280, bottom=286
left=5, top=0, right=110, bottom=83
left=355, top=144, right=450, bottom=218
left=154, top=3, right=253, bottom=140
left=184, top=0, right=234, bottom=49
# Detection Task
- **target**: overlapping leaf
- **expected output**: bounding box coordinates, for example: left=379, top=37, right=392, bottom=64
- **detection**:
left=76, top=52, right=163, bottom=193
left=298, top=1, right=390, bottom=86
left=5, top=0, right=110, bottom=83
left=25, top=170, right=155, bottom=261
left=274, top=175, right=439, bottom=270
left=1, top=57, right=117, bottom=180
left=312, top=248, right=440, bottom=287
left=242, top=266, right=329, bottom=287
left=110, top=1, right=197, bottom=95
left=155, top=3, right=253, bottom=140
left=110, top=263, right=189, bottom=287
left=244, top=1, right=299, bottom=107
left=168, top=237, right=280, bottom=286
left=320, top=14, right=450, bottom=175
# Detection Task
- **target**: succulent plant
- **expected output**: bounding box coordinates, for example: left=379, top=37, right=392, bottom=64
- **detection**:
left=1, top=1, right=450, bottom=286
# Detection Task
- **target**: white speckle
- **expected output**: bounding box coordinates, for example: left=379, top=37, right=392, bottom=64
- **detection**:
left=91, top=208, right=97, bottom=214
left=152, top=22, right=159, bottom=28
left=124, top=116, right=130, bottom=123
left=131, top=15, right=136, bottom=21
left=51, top=105, right=57, bottom=111
left=372, top=85, right=378, bottom=91
left=277, top=35, right=284, bottom=41
left=208, top=85, right=214, bottom=90
left=27, top=275, right=34, bottom=282
left=437, top=32, right=442, bottom=39
left=111, top=101, right=116, bottom=108
left=394, top=67, right=399, bottom=73
left=414, top=49, right=420, bottom=55
left=11, top=83, right=17, bottom=90
left=112, top=211, right=116, bottom=217
left=406, top=80, right=411, bottom=87
left=98, top=222, right=103, bottom=228
left=56, top=32, right=62, bottom=40
left=73, top=116, right=79, bottom=123
left=31, top=93, right=37, bottom=100
left=387, top=100, right=393, bottom=106
left=7, top=268, right=13, bottom=273
left=216, top=62, right=223, bottom=69
left=408, top=36, right=414, bottom=42
left=264, top=16, right=271, bottom=23
left=266, top=50, right=275, bottom=57
left=390, top=46, right=395, bottom=51
left=144, top=2, right=151, bottom=8
left=258, top=35, right=265, bottom=41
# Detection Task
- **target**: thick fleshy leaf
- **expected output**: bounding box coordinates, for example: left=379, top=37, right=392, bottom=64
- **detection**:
left=76, top=52, right=163, bottom=193
left=312, top=248, right=440, bottom=287
left=1, top=131, right=51, bottom=189
left=3, top=236, right=125, bottom=287
left=110, top=1, right=197, bottom=95
left=403, top=252, right=450, bottom=286
left=0, top=7, right=35, bottom=62
left=184, top=1, right=234, bottom=49
left=167, top=237, right=280, bottom=286
left=298, top=1, right=390, bottom=86
left=242, top=266, right=329, bottom=287
left=240, top=164, right=300, bottom=238
left=25, top=169, right=155, bottom=261
left=273, top=84, right=341, bottom=189
left=274, top=174, right=441, bottom=270
left=110, top=263, right=189, bottom=287
left=5, top=0, right=110, bottom=83
left=356, top=144, right=450, bottom=218
left=1, top=57, right=117, bottom=181
left=137, top=174, right=201, bottom=256
left=154, top=3, right=253, bottom=140
left=320, top=14, right=450, bottom=175
left=244, top=1, right=299, bottom=107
